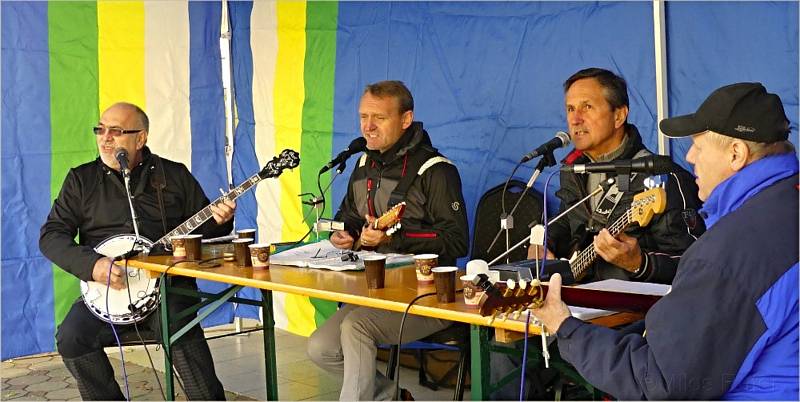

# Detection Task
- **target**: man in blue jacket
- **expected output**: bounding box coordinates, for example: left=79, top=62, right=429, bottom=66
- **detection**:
left=531, top=82, right=798, bottom=399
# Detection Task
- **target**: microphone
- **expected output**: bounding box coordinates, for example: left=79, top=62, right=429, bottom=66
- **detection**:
left=319, top=137, right=367, bottom=174
left=114, top=148, right=130, bottom=176
left=563, top=155, right=674, bottom=175
left=520, top=131, right=571, bottom=163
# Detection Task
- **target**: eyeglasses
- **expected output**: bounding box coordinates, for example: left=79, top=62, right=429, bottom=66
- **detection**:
left=93, top=126, right=144, bottom=136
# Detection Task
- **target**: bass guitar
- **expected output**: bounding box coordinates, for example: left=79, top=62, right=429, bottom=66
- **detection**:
left=480, top=187, right=667, bottom=320
left=81, top=149, right=300, bottom=324
left=515, top=187, right=667, bottom=285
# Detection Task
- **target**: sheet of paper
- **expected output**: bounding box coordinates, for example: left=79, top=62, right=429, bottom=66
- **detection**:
left=576, top=278, right=671, bottom=296
left=270, top=240, right=413, bottom=271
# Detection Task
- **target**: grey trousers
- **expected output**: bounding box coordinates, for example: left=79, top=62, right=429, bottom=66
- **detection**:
left=307, top=304, right=452, bottom=401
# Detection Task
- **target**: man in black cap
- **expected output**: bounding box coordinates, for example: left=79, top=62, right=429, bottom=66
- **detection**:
left=531, top=82, right=798, bottom=399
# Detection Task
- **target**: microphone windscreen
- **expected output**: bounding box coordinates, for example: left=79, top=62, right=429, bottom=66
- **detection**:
left=348, top=137, right=367, bottom=152
left=114, top=147, right=128, bottom=161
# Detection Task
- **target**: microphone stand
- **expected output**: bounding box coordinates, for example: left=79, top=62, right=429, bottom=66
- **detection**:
left=304, top=162, right=347, bottom=242
left=486, top=151, right=558, bottom=264
left=117, top=168, right=148, bottom=262
left=488, top=177, right=616, bottom=266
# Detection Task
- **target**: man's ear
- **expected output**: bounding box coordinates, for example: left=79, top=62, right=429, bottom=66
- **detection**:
left=730, top=140, right=750, bottom=172
left=614, top=105, right=629, bottom=129
left=401, top=110, right=413, bottom=130
left=137, top=131, right=148, bottom=150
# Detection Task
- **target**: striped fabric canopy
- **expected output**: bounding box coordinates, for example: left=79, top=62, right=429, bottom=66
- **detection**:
left=2, top=0, right=338, bottom=359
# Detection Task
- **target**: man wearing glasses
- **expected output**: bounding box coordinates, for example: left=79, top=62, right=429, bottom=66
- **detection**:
left=40, top=102, right=236, bottom=400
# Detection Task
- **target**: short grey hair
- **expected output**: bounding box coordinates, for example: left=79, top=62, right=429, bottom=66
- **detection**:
left=706, top=131, right=795, bottom=162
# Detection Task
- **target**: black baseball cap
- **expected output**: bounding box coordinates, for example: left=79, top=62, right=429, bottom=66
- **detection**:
left=660, top=82, right=790, bottom=143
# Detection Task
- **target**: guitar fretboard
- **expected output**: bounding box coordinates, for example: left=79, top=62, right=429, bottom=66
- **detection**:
left=155, top=173, right=263, bottom=246
left=569, top=193, right=658, bottom=281
left=570, top=209, right=634, bottom=281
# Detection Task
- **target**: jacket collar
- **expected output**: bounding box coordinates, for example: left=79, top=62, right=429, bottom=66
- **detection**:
left=700, top=152, right=799, bottom=228
left=365, top=121, right=432, bottom=165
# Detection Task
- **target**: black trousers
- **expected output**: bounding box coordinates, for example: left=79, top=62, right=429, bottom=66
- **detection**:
left=56, top=277, right=204, bottom=356
left=56, top=278, right=225, bottom=400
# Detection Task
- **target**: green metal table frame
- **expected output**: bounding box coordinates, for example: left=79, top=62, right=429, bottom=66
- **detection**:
left=470, top=325, right=601, bottom=400
left=157, top=275, right=279, bottom=400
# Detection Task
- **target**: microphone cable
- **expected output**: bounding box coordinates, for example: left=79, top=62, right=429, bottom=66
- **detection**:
left=486, top=160, right=524, bottom=254
left=288, top=170, right=329, bottom=248
left=106, top=258, right=131, bottom=401
left=122, top=256, right=166, bottom=400
left=392, top=289, right=463, bottom=401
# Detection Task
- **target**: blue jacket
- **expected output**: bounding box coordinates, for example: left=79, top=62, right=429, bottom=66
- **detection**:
left=555, top=153, right=799, bottom=400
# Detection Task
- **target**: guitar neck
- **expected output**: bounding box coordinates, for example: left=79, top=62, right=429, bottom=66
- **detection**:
left=155, top=173, right=262, bottom=246
left=570, top=209, right=634, bottom=281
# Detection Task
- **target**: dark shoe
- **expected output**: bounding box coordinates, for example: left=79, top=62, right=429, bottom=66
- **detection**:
left=62, top=351, right=125, bottom=400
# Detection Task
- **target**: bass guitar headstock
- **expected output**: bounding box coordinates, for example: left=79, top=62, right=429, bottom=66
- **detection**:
left=630, top=187, right=666, bottom=227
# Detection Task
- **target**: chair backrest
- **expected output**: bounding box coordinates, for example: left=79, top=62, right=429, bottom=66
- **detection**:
left=470, top=179, right=544, bottom=263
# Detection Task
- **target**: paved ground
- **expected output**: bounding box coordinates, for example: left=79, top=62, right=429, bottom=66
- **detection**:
left=1, top=352, right=253, bottom=401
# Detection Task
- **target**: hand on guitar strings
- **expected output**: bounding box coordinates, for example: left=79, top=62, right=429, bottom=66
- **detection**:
left=210, top=198, right=236, bottom=225
left=92, top=257, right=128, bottom=290
left=359, top=215, right=390, bottom=248
left=593, top=229, right=643, bottom=272
left=529, top=273, right=571, bottom=334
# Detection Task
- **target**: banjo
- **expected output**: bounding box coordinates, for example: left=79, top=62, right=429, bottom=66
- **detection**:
left=81, top=149, right=300, bottom=324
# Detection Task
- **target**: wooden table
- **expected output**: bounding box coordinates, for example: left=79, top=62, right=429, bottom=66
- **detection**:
left=127, top=251, right=642, bottom=400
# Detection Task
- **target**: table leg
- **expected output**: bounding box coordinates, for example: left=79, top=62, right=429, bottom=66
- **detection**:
left=261, top=289, right=278, bottom=400
left=159, top=275, right=175, bottom=400
left=470, top=324, right=492, bottom=400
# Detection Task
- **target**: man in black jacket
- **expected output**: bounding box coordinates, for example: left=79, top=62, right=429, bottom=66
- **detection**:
left=40, top=102, right=235, bottom=400
left=307, top=81, right=469, bottom=400
left=497, top=68, right=703, bottom=400
left=528, top=68, right=702, bottom=284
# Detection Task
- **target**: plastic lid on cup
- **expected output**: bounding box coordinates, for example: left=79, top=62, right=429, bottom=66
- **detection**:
left=413, top=254, right=438, bottom=260
left=362, top=254, right=386, bottom=261
left=466, top=259, right=489, bottom=276
left=232, top=238, right=254, bottom=243
left=248, top=243, right=270, bottom=249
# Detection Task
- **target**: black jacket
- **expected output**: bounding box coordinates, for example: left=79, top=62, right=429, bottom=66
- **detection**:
left=547, top=124, right=704, bottom=284
left=40, top=147, right=233, bottom=282
left=335, top=122, right=469, bottom=265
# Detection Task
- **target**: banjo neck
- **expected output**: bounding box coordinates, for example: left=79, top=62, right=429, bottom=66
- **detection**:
left=154, top=172, right=263, bottom=247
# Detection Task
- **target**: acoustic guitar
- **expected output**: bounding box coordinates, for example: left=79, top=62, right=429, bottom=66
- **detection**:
left=353, top=202, right=406, bottom=251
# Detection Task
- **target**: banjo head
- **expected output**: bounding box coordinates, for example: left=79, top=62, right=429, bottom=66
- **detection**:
left=82, top=234, right=160, bottom=324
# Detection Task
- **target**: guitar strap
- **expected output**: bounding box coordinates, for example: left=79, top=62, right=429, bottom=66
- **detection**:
left=148, top=154, right=169, bottom=238
left=387, top=145, right=448, bottom=208
left=588, top=149, right=652, bottom=230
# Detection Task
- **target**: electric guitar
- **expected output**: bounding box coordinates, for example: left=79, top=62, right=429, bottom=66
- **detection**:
left=353, top=202, right=406, bottom=251
left=81, top=149, right=300, bottom=324
left=539, top=187, right=667, bottom=284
